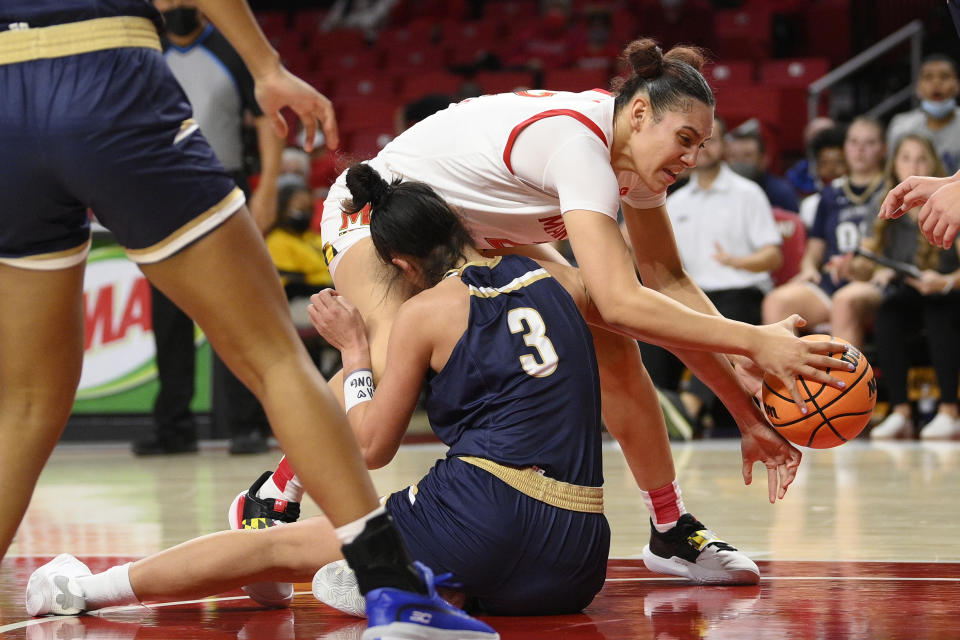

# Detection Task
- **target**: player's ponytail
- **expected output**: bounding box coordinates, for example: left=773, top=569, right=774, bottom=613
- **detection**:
left=612, top=37, right=714, bottom=119
left=343, top=163, right=474, bottom=288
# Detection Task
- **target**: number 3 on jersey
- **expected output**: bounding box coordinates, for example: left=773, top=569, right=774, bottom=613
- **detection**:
left=507, top=307, right=558, bottom=377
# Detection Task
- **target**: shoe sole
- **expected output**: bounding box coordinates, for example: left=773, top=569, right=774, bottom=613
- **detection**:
left=227, top=489, right=293, bottom=608
left=641, top=545, right=760, bottom=585
left=312, top=563, right=366, bottom=617
left=362, top=622, right=499, bottom=640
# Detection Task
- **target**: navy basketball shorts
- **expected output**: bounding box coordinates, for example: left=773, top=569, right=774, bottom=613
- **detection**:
left=0, top=46, right=242, bottom=270
left=386, top=456, right=610, bottom=616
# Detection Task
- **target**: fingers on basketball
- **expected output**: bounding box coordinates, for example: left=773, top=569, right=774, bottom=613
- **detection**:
left=762, top=335, right=878, bottom=449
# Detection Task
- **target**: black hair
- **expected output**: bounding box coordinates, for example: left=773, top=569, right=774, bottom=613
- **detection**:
left=809, top=125, right=848, bottom=157
left=343, top=164, right=474, bottom=287
left=922, top=53, right=959, bottom=77
left=403, top=93, right=453, bottom=128
left=727, top=128, right=765, bottom=154
left=612, top=37, right=715, bottom=119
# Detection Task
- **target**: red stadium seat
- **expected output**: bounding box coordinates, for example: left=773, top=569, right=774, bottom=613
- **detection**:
left=714, top=7, right=772, bottom=60
left=335, top=99, right=399, bottom=132
left=328, top=74, right=398, bottom=102
left=543, top=68, right=612, bottom=93
left=382, top=44, right=448, bottom=74
left=398, top=71, right=465, bottom=102
left=760, top=58, right=830, bottom=88
left=347, top=126, right=395, bottom=160
left=771, top=208, right=807, bottom=286
left=703, top=60, right=755, bottom=87
left=473, top=71, right=536, bottom=95
left=377, top=22, right=438, bottom=50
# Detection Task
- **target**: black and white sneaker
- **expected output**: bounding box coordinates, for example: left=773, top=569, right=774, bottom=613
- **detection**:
left=228, top=470, right=302, bottom=607
left=642, top=513, right=760, bottom=585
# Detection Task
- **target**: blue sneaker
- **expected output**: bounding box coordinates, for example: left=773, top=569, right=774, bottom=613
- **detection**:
left=362, top=562, right=498, bottom=640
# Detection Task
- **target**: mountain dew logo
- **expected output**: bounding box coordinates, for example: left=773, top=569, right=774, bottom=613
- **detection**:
left=77, top=246, right=202, bottom=400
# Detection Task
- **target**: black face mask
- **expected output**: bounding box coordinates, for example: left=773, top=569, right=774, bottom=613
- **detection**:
left=162, top=8, right=201, bottom=37
left=285, top=209, right=311, bottom=233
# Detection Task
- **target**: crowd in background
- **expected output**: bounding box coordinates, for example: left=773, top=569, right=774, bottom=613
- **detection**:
left=140, top=0, right=960, bottom=452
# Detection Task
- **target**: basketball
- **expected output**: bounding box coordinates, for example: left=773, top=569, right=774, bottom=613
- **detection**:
left=761, top=334, right=877, bottom=449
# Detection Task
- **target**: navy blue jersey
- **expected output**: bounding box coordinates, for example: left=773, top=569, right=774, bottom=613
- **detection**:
left=810, top=177, right=885, bottom=258
left=0, top=1, right=161, bottom=30
left=426, top=255, right=603, bottom=487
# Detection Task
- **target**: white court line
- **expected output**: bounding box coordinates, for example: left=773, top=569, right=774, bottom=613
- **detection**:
left=605, top=576, right=960, bottom=583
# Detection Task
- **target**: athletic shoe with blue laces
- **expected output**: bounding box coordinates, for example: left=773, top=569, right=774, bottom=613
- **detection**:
left=362, top=562, right=498, bottom=640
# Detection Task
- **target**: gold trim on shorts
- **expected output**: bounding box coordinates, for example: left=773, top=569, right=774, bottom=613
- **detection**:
left=0, top=16, right=161, bottom=65
left=125, top=187, right=246, bottom=264
left=458, top=456, right=604, bottom=514
left=0, top=238, right=91, bottom=271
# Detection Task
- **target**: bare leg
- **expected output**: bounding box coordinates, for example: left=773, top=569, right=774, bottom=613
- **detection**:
left=140, top=211, right=378, bottom=526
left=762, top=282, right=831, bottom=328
left=0, top=263, right=85, bottom=559
left=830, top=281, right=881, bottom=348
left=129, top=518, right=338, bottom=601
left=590, top=326, right=675, bottom=490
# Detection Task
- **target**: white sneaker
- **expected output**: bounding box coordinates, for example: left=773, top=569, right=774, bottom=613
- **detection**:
left=642, top=514, right=760, bottom=585
left=312, top=559, right=367, bottom=617
left=25, top=554, right=91, bottom=616
left=870, top=413, right=913, bottom=440
left=920, top=413, right=960, bottom=440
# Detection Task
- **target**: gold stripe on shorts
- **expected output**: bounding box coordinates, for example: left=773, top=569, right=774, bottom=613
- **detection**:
left=458, top=456, right=604, bottom=514
left=0, top=16, right=161, bottom=65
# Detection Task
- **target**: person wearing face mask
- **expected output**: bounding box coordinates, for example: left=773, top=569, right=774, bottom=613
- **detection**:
left=266, top=180, right=333, bottom=299
left=887, top=54, right=960, bottom=174
left=725, top=126, right=800, bottom=213
left=133, top=0, right=285, bottom=456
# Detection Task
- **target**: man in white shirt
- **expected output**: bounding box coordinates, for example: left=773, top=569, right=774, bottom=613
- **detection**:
left=639, top=117, right=783, bottom=432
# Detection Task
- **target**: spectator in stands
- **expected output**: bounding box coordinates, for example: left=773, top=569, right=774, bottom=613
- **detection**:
left=281, top=147, right=311, bottom=183
left=762, top=116, right=887, bottom=349
left=887, top=54, right=960, bottom=174
left=864, top=135, right=960, bottom=440
left=639, top=117, right=782, bottom=433
left=798, top=125, right=849, bottom=229
left=135, top=0, right=284, bottom=456
left=266, top=180, right=333, bottom=299
left=320, top=0, right=397, bottom=36
left=726, top=126, right=800, bottom=212
left=786, top=116, right=837, bottom=196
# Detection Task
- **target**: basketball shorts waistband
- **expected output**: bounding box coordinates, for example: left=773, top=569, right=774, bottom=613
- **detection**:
left=458, top=456, right=604, bottom=514
left=0, top=16, right=161, bottom=65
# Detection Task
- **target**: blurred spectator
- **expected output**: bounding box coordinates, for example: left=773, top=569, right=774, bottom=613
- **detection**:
left=266, top=180, right=333, bottom=298
left=762, top=117, right=887, bottom=348
left=281, top=147, right=311, bottom=182
left=726, top=126, right=800, bottom=212
left=639, top=117, right=782, bottom=434
left=798, top=125, right=849, bottom=229
left=786, top=117, right=837, bottom=196
left=863, top=134, right=960, bottom=441
left=136, top=0, right=283, bottom=457
left=887, top=54, right=960, bottom=173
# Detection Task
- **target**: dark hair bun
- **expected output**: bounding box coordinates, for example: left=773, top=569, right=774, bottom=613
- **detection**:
left=345, top=163, right=390, bottom=211
left=663, top=45, right=707, bottom=72
left=621, top=38, right=663, bottom=80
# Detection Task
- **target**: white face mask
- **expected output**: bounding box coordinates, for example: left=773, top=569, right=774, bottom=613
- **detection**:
left=921, top=97, right=957, bottom=119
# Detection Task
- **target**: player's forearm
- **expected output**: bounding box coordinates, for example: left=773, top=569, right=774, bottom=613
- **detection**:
left=194, top=0, right=281, bottom=79
left=727, top=245, right=782, bottom=273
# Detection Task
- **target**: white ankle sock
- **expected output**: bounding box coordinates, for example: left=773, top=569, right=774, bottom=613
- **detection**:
left=335, top=506, right=387, bottom=545
left=76, top=563, right=138, bottom=610
left=257, top=458, right=305, bottom=503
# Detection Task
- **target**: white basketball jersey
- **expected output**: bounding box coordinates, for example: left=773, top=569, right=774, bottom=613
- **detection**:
left=325, top=90, right=663, bottom=250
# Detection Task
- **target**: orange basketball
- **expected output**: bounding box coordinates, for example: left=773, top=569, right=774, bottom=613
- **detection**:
left=761, top=334, right=877, bottom=448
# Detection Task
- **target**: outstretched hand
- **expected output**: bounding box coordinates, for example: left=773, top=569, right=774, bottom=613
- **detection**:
left=918, top=179, right=960, bottom=249
left=878, top=174, right=951, bottom=220
left=740, top=416, right=803, bottom=503
left=254, top=66, right=339, bottom=152
left=750, top=315, right=852, bottom=412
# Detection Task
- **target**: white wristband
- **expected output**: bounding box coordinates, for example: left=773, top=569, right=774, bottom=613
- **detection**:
left=344, top=369, right=374, bottom=413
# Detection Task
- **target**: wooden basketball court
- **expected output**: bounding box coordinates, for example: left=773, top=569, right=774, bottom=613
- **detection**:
left=1, top=438, right=958, bottom=639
